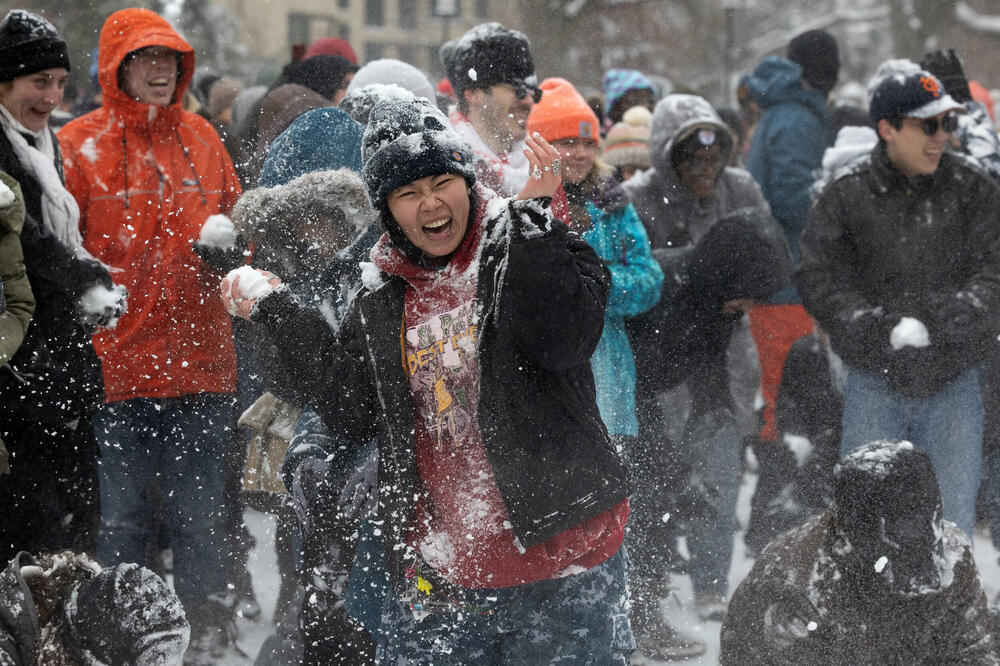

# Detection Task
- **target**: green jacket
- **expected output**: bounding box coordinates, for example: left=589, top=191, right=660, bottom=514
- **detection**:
left=0, top=172, right=34, bottom=366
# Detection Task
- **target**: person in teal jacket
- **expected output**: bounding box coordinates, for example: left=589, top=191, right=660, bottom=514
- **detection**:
left=526, top=79, right=708, bottom=662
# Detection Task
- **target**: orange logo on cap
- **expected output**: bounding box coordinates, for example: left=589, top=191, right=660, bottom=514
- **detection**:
left=920, top=76, right=940, bottom=98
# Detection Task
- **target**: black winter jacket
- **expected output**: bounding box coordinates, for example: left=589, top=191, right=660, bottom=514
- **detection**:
left=796, top=146, right=1000, bottom=397
left=0, top=130, right=110, bottom=422
left=255, top=196, right=630, bottom=588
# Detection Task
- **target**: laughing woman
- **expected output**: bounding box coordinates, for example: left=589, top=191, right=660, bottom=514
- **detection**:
left=222, top=91, right=635, bottom=664
left=0, top=10, right=124, bottom=562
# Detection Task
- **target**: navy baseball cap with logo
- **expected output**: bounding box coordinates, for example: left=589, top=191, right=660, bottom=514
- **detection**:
left=869, top=70, right=965, bottom=122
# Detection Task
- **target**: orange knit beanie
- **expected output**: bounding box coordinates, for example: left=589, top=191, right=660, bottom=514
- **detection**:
left=526, top=77, right=600, bottom=143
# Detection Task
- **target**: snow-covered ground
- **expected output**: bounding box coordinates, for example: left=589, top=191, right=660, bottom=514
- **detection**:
left=228, top=470, right=1000, bottom=665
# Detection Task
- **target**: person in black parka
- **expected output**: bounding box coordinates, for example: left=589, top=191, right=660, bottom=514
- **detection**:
left=0, top=9, right=126, bottom=562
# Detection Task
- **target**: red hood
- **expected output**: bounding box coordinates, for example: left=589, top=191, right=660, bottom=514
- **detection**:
left=98, top=8, right=194, bottom=123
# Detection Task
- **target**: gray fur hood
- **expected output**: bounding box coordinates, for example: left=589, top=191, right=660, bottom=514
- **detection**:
left=232, top=168, right=375, bottom=255
left=649, top=94, right=733, bottom=175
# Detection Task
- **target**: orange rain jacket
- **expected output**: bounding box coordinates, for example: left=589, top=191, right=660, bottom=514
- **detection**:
left=59, top=8, right=240, bottom=402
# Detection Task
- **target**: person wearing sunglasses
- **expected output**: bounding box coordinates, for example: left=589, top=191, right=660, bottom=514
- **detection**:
left=796, top=67, right=1000, bottom=540
left=439, top=23, right=543, bottom=197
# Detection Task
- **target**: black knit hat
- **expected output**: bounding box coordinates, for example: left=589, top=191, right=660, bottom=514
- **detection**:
left=0, top=10, right=71, bottom=82
left=281, top=54, right=358, bottom=101
left=787, top=29, right=839, bottom=94
left=362, top=92, right=476, bottom=212
left=440, top=22, right=536, bottom=99
left=61, top=563, right=189, bottom=664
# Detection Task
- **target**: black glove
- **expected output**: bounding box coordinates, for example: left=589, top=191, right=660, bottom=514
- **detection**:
left=921, top=49, right=972, bottom=104
left=193, top=234, right=250, bottom=271
left=886, top=347, right=941, bottom=398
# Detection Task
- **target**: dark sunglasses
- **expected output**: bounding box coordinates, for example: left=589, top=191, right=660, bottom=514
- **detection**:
left=509, top=81, right=542, bottom=103
left=909, top=113, right=959, bottom=136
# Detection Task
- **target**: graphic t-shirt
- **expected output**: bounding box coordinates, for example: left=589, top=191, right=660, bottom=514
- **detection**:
left=372, top=194, right=626, bottom=589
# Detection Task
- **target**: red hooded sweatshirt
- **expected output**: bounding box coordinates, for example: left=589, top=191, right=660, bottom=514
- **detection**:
left=59, top=8, right=240, bottom=402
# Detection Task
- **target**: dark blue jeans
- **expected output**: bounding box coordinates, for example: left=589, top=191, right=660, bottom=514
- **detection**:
left=92, top=393, right=232, bottom=608
left=376, top=546, right=634, bottom=664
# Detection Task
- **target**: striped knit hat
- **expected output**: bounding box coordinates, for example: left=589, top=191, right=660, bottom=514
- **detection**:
left=601, top=105, right=652, bottom=169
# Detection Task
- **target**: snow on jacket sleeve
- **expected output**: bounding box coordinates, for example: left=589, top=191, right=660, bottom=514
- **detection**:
left=504, top=198, right=610, bottom=371
left=919, top=172, right=1000, bottom=356
left=957, top=102, right=1000, bottom=182
left=253, top=290, right=379, bottom=446
left=795, top=181, right=897, bottom=374
left=601, top=203, right=663, bottom=319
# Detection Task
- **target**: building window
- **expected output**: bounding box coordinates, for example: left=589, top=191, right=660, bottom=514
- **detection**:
left=476, top=0, right=489, bottom=19
left=365, top=42, right=385, bottom=61
left=339, top=0, right=349, bottom=8
left=365, top=0, right=384, bottom=26
left=399, top=0, right=417, bottom=29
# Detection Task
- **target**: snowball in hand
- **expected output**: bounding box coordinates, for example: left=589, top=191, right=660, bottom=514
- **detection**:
left=222, top=266, right=277, bottom=316
left=199, top=214, right=237, bottom=249
left=0, top=180, right=14, bottom=208
left=890, top=316, right=930, bottom=350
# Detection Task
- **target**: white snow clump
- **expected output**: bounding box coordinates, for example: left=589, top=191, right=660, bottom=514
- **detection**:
left=890, top=317, right=931, bottom=350
left=199, top=214, right=237, bottom=249
left=0, top=180, right=14, bottom=208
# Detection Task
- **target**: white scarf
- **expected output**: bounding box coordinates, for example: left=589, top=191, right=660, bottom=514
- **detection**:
left=0, top=103, right=92, bottom=261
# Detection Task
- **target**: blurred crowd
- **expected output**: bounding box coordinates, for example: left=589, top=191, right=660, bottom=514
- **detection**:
left=3, top=6, right=1000, bottom=665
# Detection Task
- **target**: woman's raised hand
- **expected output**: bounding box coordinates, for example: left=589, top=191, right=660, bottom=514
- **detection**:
left=517, top=132, right=563, bottom=201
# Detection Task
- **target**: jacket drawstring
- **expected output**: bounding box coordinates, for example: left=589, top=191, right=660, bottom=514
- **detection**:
left=121, top=132, right=129, bottom=209
left=174, top=127, right=207, bottom=205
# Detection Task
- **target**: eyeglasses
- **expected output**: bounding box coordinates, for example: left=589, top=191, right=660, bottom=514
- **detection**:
left=907, top=113, right=959, bottom=136
left=125, top=46, right=180, bottom=65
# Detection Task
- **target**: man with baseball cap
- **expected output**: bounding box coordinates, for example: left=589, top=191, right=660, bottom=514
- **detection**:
left=796, top=67, right=1000, bottom=537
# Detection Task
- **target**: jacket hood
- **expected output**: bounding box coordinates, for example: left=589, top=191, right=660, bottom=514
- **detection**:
left=649, top=94, right=732, bottom=175
left=232, top=168, right=374, bottom=272
left=746, top=56, right=827, bottom=113
left=97, top=9, right=194, bottom=116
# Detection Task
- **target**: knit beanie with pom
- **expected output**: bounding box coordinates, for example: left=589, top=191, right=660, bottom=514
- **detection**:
left=602, top=105, right=652, bottom=169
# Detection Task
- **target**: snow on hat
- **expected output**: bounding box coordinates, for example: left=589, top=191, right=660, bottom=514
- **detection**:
left=0, top=10, right=70, bottom=82
left=602, top=69, right=655, bottom=116
left=303, top=36, right=358, bottom=65
left=833, top=439, right=943, bottom=593
left=61, top=563, right=189, bottom=665
left=440, top=22, right=536, bottom=99
left=526, top=77, right=599, bottom=143
left=869, top=69, right=964, bottom=122
left=602, top=105, right=652, bottom=169
left=340, top=82, right=418, bottom=125
left=362, top=91, right=475, bottom=215
left=787, top=28, right=840, bottom=94
left=865, top=58, right=921, bottom=107
left=347, top=58, right=435, bottom=104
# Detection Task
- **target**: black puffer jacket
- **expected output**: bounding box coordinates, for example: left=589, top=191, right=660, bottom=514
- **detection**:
left=254, top=195, right=630, bottom=588
left=796, top=146, right=1000, bottom=397
left=0, top=130, right=110, bottom=422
